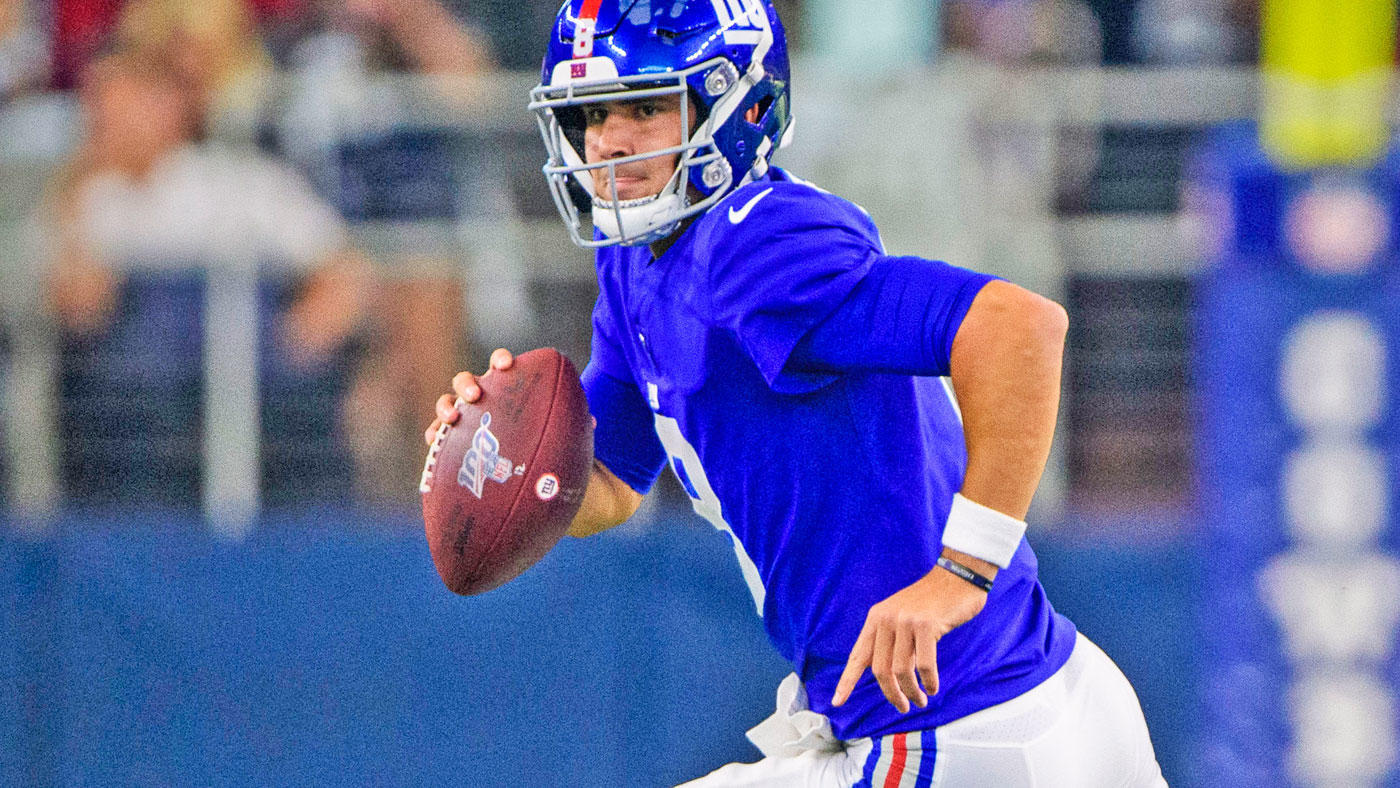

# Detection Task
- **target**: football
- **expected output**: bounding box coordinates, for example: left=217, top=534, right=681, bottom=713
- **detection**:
left=420, top=348, right=593, bottom=595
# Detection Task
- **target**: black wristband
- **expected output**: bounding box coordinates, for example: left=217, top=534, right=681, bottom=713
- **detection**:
left=936, top=555, right=994, bottom=593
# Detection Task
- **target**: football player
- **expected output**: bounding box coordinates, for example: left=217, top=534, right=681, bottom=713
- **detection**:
left=427, top=1, right=1167, bottom=784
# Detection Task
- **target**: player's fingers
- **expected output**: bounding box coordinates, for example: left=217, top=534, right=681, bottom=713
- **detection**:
left=892, top=623, right=926, bottom=709
left=870, top=624, right=908, bottom=714
left=916, top=620, right=941, bottom=697
left=831, top=625, right=875, bottom=707
left=489, top=348, right=515, bottom=371
left=423, top=420, right=441, bottom=446
left=452, top=371, right=481, bottom=402
left=434, top=393, right=460, bottom=423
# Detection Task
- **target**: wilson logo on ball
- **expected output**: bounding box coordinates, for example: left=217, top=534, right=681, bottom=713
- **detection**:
left=457, top=412, right=524, bottom=498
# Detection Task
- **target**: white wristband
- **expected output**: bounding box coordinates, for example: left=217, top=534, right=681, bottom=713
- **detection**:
left=940, top=493, right=1028, bottom=569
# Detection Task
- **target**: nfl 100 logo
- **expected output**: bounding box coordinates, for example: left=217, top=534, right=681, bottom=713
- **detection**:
left=457, top=413, right=524, bottom=498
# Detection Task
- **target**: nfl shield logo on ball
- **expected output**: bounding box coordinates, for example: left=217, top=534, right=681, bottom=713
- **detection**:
left=458, top=412, right=522, bottom=498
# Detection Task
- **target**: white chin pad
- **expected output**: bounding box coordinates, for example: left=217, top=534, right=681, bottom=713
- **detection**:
left=592, top=192, right=685, bottom=243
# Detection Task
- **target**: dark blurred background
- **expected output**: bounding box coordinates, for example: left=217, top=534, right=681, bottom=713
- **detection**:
left=2, top=0, right=1398, bottom=786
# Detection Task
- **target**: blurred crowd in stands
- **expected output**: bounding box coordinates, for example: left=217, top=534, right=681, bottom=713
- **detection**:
left=1, top=0, right=554, bottom=510
left=0, top=0, right=1264, bottom=515
left=945, top=0, right=1259, bottom=66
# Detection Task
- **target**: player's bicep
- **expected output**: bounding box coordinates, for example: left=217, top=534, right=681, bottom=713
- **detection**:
left=786, top=255, right=997, bottom=378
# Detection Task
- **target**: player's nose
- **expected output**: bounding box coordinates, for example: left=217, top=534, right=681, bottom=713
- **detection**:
left=594, top=114, right=638, bottom=159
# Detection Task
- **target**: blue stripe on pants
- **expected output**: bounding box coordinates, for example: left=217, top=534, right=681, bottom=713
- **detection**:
left=913, top=730, right=936, bottom=787
left=856, top=735, right=882, bottom=787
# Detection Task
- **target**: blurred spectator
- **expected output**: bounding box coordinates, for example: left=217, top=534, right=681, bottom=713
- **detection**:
left=37, top=48, right=376, bottom=506
left=43, top=49, right=366, bottom=353
left=1131, top=0, right=1248, bottom=64
left=275, top=0, right=500, bottom=174
left=343, top=0, right=491, bottom=76
left=52, top=0, right=308, bottom=90
left=949, top=0, right=1258, bottom=66
left=943, top=0, right=1102, bottom=212
left=0, top=0, right=46, bottom=102
left=945, top=0, right=1102, bottom=64
left=274, top=0, right=497, bottom=159
left=53, top=0, right=123, bottom=90
left=278, top=0, right=535, bottom=505
left=445, top=0, right=576, bottom=72
left=110, top=0, right=275, bottom=140
left=283, top=0, right=491, bottom=91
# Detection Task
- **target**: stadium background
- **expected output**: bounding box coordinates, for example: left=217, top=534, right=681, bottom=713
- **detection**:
left=0, top=0, right=1395, bottom=785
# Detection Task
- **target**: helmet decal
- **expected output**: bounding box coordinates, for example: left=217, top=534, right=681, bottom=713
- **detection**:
left=550, top=55, right=619, bottom=87
left=709, top=0, right=768, bottom=47
left=573, top=0, right=603, bottom=58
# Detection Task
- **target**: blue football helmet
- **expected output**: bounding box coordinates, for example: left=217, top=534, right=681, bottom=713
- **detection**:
left=529, top=0, right=792, bottom=247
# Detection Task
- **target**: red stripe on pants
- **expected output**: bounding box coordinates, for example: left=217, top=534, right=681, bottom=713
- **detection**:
left=883, top=732, right=908, bottom=788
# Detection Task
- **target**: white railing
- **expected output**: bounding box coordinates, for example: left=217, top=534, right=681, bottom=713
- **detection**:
left=0, top=64, right=1268, bottom=526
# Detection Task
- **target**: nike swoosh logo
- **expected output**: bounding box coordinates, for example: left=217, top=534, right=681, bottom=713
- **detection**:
left=728, top=187, right=774, bottom=224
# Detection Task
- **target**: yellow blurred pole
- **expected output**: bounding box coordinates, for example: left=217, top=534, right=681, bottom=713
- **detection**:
left=1260, top=0, right=1397, bottom=168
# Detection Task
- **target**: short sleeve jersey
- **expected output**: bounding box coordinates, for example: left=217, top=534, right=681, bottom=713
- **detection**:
left=585, top=168, right=1075, bottom=740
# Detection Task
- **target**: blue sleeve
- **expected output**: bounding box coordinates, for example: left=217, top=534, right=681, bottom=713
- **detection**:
left=786, top=255, right=997, bottom=378
left=586, top=284, right=633, bottom=381
left=701, top=183, right=881, bottom=393
left=580, top=363, right=667, bottom=495
left=582, top=293, right=667, bottom=495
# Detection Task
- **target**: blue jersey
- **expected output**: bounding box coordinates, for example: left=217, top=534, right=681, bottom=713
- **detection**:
left=583, top=168, right=1076, bottom=740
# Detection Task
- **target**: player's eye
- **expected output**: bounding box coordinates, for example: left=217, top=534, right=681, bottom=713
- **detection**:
left=633, top=100, right=667, bottom=120
left=582, top=105, right=608, bottom=126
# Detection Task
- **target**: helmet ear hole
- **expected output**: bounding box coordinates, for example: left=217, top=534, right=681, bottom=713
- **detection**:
left=747, top=95, right=775, bottom=128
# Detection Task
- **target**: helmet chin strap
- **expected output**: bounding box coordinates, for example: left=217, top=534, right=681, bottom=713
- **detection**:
left=592, top=190, right=687, bottom=244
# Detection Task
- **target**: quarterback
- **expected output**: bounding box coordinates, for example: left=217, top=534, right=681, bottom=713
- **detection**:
left=428, top=0, right=1166, bottom=784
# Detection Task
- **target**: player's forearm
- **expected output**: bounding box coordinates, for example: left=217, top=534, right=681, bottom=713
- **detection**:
left=948, top=280, right=1068, bottom=522
left=567, top=459, right=643, bottom=537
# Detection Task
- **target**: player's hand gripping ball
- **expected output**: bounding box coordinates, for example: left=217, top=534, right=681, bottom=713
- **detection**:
left=420, top=348, right=593, bottom=595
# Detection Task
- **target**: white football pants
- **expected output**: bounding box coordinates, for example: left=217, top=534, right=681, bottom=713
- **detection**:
left=678, top=632, right=1167, bottom=787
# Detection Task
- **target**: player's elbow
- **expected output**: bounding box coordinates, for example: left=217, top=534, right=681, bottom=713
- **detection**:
left=567, top=491, right=641, bottom=537
left=567, top=461, right=645, bottom=537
